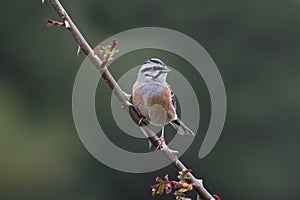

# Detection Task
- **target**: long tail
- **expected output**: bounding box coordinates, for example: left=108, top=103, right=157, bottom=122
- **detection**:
left=170, top=118, right=195, bottom=136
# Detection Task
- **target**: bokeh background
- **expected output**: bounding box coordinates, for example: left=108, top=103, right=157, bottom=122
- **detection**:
left=1, top=0, right=300, bottom=199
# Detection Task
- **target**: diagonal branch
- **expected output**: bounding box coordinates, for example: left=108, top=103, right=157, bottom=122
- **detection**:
left=46, top=0, right=216, bottom=199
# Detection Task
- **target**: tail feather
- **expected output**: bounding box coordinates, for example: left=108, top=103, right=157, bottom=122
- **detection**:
left=170, top=119, right=195, bottom=136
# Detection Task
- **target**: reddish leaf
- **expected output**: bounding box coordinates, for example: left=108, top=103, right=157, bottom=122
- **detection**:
left=151, top=183, right=160, bottom=189
left=213, top=194, right=221, bottom=200
left=45, top=19, right=64, bottom=27
left=165, top=182, right=173, bottom=194
left=156, top=176, right=164, bottom=183
left=164, top=174, right=169, bottom=182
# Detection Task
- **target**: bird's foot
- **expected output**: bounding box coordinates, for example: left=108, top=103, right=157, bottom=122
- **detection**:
left=148, top=137, right=179, bottom=154
left=138, top=116, right=147, bottom=126
left=149, top=137, right=165, bottom=151
left=155, top=136, right=166, bottom=150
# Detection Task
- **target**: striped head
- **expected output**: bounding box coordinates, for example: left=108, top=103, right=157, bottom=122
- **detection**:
left=137, top=58, right=171, bottom=83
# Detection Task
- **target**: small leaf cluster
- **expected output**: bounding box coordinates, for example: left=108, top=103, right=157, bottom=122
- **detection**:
left=94, top=39, right=119, bottom=63
left=151, top=170, right=194, bottom=200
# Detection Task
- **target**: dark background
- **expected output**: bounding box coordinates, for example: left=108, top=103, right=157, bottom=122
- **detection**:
left=1, top=0, right=300, bottom=199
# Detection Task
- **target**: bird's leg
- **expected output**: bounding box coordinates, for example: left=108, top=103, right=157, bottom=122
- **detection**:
left=161, top=125, right=165, bottom=139
left=155, top=126, right=166, bottom=150
left=148, top=126, right=178, bottom=154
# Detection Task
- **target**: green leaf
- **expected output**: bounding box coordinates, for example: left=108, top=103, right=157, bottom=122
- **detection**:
left=157, top=184, right=165, bottom=195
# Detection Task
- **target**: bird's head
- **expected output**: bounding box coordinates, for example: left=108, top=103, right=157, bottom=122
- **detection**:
left=137, top=58, right=171, bottom=83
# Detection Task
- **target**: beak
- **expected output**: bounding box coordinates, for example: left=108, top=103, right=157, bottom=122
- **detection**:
left=162, top=67, right=172, bottom=73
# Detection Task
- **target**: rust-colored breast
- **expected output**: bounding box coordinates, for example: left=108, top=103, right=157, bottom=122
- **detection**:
left=132, top=82, right=176, bottom=125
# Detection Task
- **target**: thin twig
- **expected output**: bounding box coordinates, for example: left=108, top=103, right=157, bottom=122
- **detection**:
left=46, top=0, right=216, bottom=199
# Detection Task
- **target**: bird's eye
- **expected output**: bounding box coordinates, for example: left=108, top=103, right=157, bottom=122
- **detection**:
left=152, top=66, right=164, bottom=71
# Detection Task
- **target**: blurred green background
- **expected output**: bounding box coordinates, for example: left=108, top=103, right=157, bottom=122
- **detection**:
left=1, top=0, right=300, bottom=199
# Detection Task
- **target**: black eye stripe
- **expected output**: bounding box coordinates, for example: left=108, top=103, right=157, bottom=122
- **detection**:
left=141, top=67, right=152, bottom=73
left=153, top=66, right=164, bottom=71
left=141, top=66, right=165, bottom=73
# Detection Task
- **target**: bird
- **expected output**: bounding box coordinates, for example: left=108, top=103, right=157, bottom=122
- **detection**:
left=132, top=58, right=194, bottom=145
